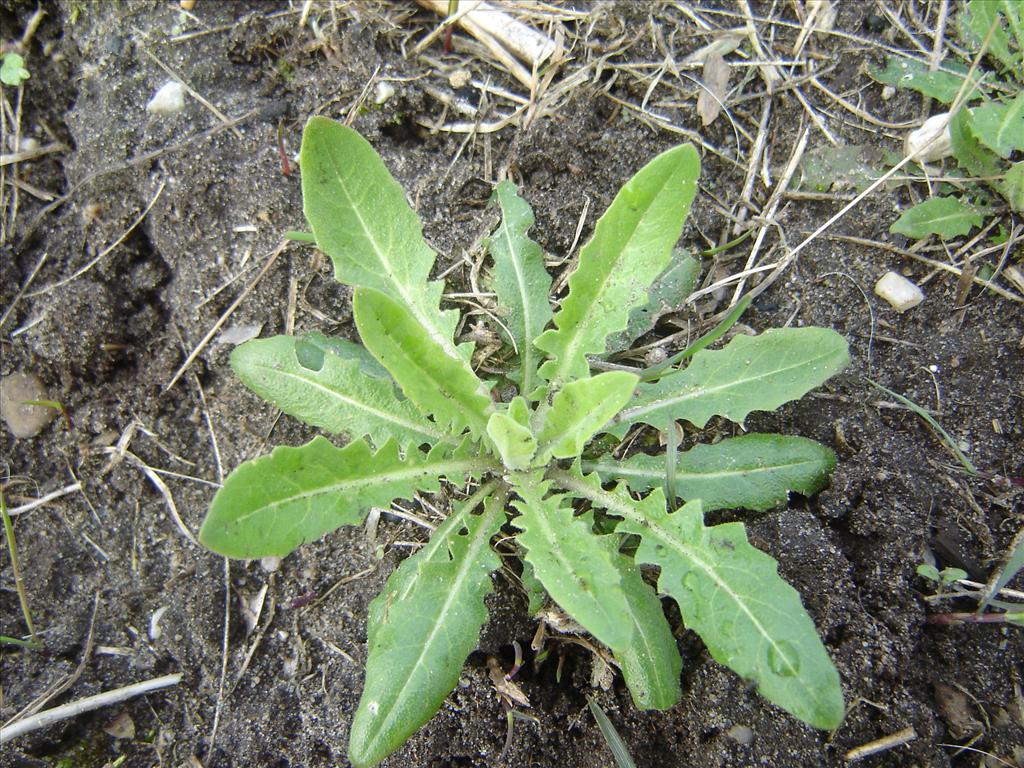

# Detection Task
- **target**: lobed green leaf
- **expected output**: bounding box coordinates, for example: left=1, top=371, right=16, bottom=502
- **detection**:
left=299, top=117, right=463, bottom=359
left=199, top=437, right=491, bottom=559
left=609, top=555, right=683, bottom=711
left=350, top=486, right=506, bottom=768
left=868, top=57, right=980, bottom=104
left=584, top=434, right=836, bottom=512
left=605, top=248, right=700, bottom=355
left=614, top=328, right=849, bottom=431
left=958, top=0, right=1022, bottom=75
left=486, top=410, right=536, bottom=470
left=488, top=180, right=554, bottom=396
left=556, top=470, right=845, bottom=730
left=536, top=371, right=639, bottom=461
left=950, top=109, right=1003, bottom=178
left=1002, top=161, right=1024, bottom=212
left=511, top=473, right=634, bottom=649
left=889, top=195, right=984, bottom=239
left=535, top=144, right=700, bottom=385
left=354, top=287, right=494, bottom=442
left=231, top=334, right=446, bottom=448
left=968, top=94, right=1024, bottom=159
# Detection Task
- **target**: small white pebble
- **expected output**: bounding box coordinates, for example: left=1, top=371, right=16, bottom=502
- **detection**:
left=218, top=323, right=263, bottom=346
left=281, top=656, right=299, bottom=679
left=260, top=555, right=281, bottom=573
left=726, top=724, right=754, bottom=745
left=146, top=81, right=186, bottom=115
left=1, top=372, right=58, bottom=438
left=881, top=85, right=895, bottom=101
left=373, top=81, right=396, bottom=105
left=875, top=271, right=924, bottom=312
left=149, top=606, right=168, bottom=640
left=645, top=347, right=668, bottom=365
left=448, top=69, right=471, bottom=89
left=904, top=113, right=952, bottom=163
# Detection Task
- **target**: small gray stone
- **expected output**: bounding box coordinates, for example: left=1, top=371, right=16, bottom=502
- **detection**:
left=726, top=724, right=754, bottom=746
left=1, top=372, right=58, bottom=438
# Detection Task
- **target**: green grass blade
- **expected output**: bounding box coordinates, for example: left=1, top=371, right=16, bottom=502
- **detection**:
left=299, top=117, right=463, bottom=359
left=866, top=378, right=977, bottom=474
left=615, top=328, right=849, bottom=431
left=640, top=295, right=752, bottom=383
left=584, top=434, right=836, bottom=512
left=1, top=491, right=37, bottom=643
left=588, top=697, right=639, bottom=768
left=199, top=437, right=492, bottom=558
left=354, top=287, right=494, bottom=441
left=488, top=180, right=553, bottom=396
left=231, top=334, right=447, bottom=448
left=350, top=484, right=506, bottom=768
left=535, top=144, right=700, bottom=386
left=980, top=526, right=1024, bottom=611
left=556, top=469, right=845, bottom=730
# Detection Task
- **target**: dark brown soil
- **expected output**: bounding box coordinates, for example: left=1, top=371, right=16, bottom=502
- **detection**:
left=2, top=2, right=1021, bottom=767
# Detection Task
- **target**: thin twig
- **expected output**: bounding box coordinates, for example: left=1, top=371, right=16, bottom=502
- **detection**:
left=0, top=674, right=183, bottom=744
left=5, top=483, right=83, bottom=517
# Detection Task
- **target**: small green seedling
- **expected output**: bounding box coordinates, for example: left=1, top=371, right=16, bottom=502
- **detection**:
left=200, top=117, right=850, bottom=766
left=917, top=563, right=969, bottom=587
left=0, top=53, right=30, bottom=87
left=871, top=0, right=1024, bottom=238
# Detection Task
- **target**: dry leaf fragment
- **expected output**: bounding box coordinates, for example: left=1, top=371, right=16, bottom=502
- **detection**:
left=697, top=51, right=730, bottom=126
left=104, top=711, right=136, bottom=739
left=933, top=682, right=982, bottom=739
left=487, top=657, right=531, bottom=708
left=683, top=31, right=745, bottom=65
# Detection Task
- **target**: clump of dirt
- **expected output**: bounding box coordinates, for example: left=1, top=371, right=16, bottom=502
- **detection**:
left=2, top=2, right=1021, bottom=768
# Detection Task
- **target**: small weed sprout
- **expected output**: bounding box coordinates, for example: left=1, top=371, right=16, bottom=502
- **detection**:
left=870, top=0, right=1024, bottom=240
left=200, top=117, right=849, bottom=767
left=917, top=563, right=969, bottom=587
left=0, top=52, right=30, bottom=87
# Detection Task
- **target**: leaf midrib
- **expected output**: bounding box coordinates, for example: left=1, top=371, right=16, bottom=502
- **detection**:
left=232, top=456, right=493, bottom=525
left=583, top=456, right=823, bottom=483
left=556, top=474, right=809, bottom=686
left=252, top=362, right=448, bottom=443
left=323, top=148, right=460, bottom=361
left=364, top=495, right=503, bottom=749
left=549, top=167, right=683, bottom=386
left=496, top=211, right=540, bottom=395
left=617, top=346, right=841, bottom=425
left=516, top=489, right=625, bottom=647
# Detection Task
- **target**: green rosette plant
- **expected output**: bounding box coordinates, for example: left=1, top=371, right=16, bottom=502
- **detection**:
left=200, top=116, right=849, bottom=767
